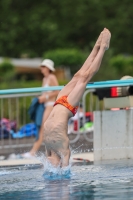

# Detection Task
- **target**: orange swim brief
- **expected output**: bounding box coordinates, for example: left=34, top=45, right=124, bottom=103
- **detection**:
left=53, top=96, right=78, bottom=116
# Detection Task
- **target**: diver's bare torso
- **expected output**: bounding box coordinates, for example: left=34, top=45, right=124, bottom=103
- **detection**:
left=43, top=28, right=111, bottom=167
left=44, top=105, right=72, bottom=160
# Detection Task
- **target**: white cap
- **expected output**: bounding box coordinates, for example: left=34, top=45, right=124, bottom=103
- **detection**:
left=120, top=75, right=133, bottom=80
left=40, top=59, right=55, bottom=71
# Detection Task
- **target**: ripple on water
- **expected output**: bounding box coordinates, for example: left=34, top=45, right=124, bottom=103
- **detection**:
left=1, top=157, right=133, bottom=200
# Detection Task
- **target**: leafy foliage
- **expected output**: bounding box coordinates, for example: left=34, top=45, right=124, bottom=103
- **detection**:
left=0, top=0, right=133, bottom=81
left=44, top=48, right=86, bottom=74
left=0, top=59, right=15, bottom=81
left=109, top=55, right=133, bottom=78
left=0, top=0, right=133, bottom=58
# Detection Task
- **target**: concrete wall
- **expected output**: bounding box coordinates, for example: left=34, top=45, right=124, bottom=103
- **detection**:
left=94, top=110, right=133, bottom=161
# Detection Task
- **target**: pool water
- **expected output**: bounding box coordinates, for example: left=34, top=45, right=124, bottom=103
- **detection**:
left=0, top=159, right=133, bottom=200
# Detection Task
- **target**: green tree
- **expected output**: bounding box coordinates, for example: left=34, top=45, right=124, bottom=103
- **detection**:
left=0, top=59, right=15, bottom=82
left=44, top=48, right=86, bottom=74
left=0, top=0, right=133, bottom=68
left=109, top=55, right=133, bottom=78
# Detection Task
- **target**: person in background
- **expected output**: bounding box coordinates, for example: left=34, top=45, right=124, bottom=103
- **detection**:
left=23, top=59, right=59, bottom=158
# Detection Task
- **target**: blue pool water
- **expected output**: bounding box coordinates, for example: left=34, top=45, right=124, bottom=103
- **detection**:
left=0, top=159, right=133, bottom=200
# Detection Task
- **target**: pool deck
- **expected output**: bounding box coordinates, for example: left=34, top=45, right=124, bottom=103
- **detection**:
left=0, top=152, right=94, bottom=167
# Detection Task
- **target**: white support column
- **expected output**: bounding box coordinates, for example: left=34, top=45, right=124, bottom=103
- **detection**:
left=94, top=110, right=133, bottom=161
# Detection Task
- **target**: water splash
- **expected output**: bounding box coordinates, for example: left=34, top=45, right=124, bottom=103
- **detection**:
left=71, top=144, right=84, bottom=154
left=0, top=171, right=14, bottom=176
left=36, top=152, right=72, bottom=180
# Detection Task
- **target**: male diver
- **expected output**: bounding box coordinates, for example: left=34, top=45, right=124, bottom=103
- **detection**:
left=43, top=28, right=111, bottom=167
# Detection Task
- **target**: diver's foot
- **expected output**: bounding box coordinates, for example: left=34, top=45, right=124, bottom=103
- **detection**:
left=101, top=28, right=111, bottom=50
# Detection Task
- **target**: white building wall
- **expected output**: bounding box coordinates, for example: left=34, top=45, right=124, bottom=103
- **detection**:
left=94, top=110, right=133, bottom=161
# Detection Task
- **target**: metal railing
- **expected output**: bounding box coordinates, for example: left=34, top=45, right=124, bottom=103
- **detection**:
left=2, top=78, right=132, bottom=153
left=0, top=93, right=40, bottom=150
left=0, top=87, right=98, bottom=154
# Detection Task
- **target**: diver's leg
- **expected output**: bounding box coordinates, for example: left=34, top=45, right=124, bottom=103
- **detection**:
left=57, top=30, right=103, bottom=99
left=67, top=28, right=111, bottom=107
left=61, top=148, right=71, bottom=167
